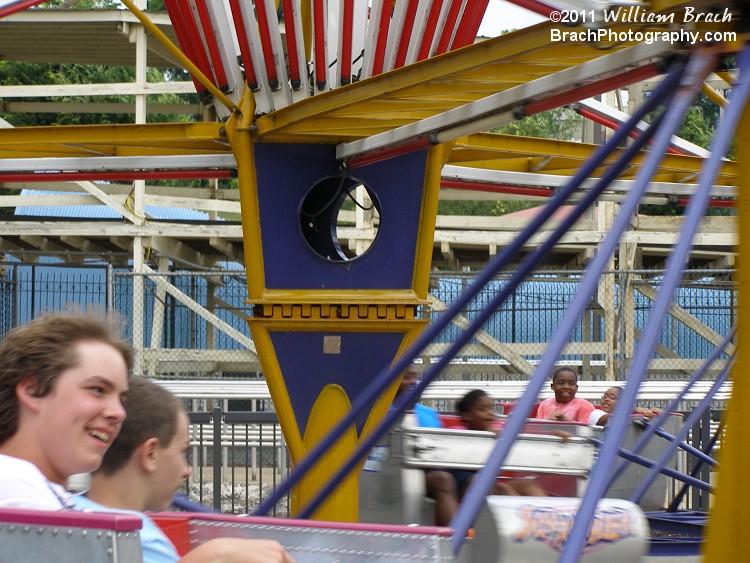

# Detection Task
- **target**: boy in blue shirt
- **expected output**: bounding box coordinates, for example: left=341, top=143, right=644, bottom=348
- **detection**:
left=72, top=378, right=292, bottom=563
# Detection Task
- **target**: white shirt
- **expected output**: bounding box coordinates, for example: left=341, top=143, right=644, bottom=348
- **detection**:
left=589, top=409, right=607, bottom=426
left=0, top=454, right=69, bottom=509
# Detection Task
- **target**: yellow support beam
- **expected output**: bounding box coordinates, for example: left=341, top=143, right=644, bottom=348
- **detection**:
left=254, top=21, right=624, bottom=140
left=703, top=67, right=749, bottom=562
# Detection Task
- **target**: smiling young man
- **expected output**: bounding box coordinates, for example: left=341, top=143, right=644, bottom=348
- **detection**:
left=0, top=312, right=132, bottom=509
left=73, top=377, right=293, bottom=563
left=535, top=367, right=595, bottom=424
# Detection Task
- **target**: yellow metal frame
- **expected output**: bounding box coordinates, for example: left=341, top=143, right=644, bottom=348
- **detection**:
left=0, top=0, right=744, bottom=531
left=703, top=79, right=749, bottom=562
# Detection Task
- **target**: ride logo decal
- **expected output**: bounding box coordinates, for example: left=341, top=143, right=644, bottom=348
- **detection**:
left=512, top=504, right=636, bottom=554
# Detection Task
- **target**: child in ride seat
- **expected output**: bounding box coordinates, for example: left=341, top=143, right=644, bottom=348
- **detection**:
left=536, top=367, right=596, bottom=423
left=589, top=386, right=663, bottom=426
left=454, top=389, right=547, bottom=497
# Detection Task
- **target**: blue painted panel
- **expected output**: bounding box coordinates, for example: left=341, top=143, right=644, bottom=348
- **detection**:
left=253, top=143, right=427, bottom=290
left=269, top=331, right=406, bottom=435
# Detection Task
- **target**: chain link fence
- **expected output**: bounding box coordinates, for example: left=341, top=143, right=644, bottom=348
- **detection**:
left=0, top=261, right=734, bottom=383
left=0, top=260, right=733, bottom=514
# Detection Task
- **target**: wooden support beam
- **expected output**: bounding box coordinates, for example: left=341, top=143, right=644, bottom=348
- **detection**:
left=440, top=240, right=459, bottom=271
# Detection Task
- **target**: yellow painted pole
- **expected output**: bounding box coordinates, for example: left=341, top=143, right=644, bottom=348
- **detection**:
left=119, top=0, right=239, bottom=113
left=414, top=142, right=451, bottom=297
left=701, top=83, right=727, bottom=108
left=703, top=79, right=749, bottom=561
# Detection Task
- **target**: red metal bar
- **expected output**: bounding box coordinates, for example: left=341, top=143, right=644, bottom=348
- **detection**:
left=169, top=0, right=218, bottom=87
left=678, top=198, right=733, bottom=208
left=313, top=0, right=327, bottom=89
left=254, top=0, right=280, bottom=90
left=228, top=0, right=259, bottom=90
left=371, top=0, right=393, bottom=76
left=523, top=63, right=660, bottom=115
left=434, top=0, right=464, bottom=55
left=394, top=0, right=419, bottom=69
left=576, top=107, right=685, bottom=155
left=282, top=0, right=302, bottom=89
left=164, top=0, right=214, bottom=102
left=194, top=0, right=230, bottom=92
left=440, top=179, right=553, bottom=197
left=417, top=0, right=445, bottom=61
left=0, top=170, right=234, bottom=182
left=441, top=179, right=734, bottom=208
left=0, top=0, right=46, bottom=19
left=345, top=138, right=432, bottom=169
left=451, top=0, right=483, bottom=49
left=457, top=0, right=489, bottom=46
left=340, top=0, right=355, bottom=85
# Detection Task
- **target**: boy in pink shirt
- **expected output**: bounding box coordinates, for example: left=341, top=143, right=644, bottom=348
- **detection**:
left=536, top=367, right=595, bottom=423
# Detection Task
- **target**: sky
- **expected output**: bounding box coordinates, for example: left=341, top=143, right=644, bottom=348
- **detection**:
left=478, top=0, right=547, bottom=37
left=0, top=0, right=548, bottom=34
left=0, top=0, right=548, bottom=38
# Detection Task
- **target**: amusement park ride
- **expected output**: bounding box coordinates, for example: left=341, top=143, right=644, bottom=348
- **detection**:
left=0, top=0, right=747, bottom=560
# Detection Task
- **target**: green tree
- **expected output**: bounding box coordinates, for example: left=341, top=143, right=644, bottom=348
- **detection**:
left=438, top=108, right=582, bottom=217
left=492, top=106, right=582, bottom=141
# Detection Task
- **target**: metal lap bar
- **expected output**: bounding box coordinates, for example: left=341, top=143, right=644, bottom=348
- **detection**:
left=398, top=427, right=595, bottom=477
left=0, top=507, right=143, bottom=561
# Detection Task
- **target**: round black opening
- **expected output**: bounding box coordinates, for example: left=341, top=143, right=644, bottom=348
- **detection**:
left=300, top=174, right=381, bottom=262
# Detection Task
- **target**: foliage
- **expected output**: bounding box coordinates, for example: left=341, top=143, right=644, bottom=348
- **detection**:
left=640, top=92, right=734, bottom=216
left=38, top=0, right=121, bottom=8
left=437, top=199, right=540, bottom=217
left=437, top=108, right=582, bottom=217
left=0, top=1, right=203, bottom=204
left=0, top=60, right=200, bottom=127
left=491, top=106, right=583, bottom=141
